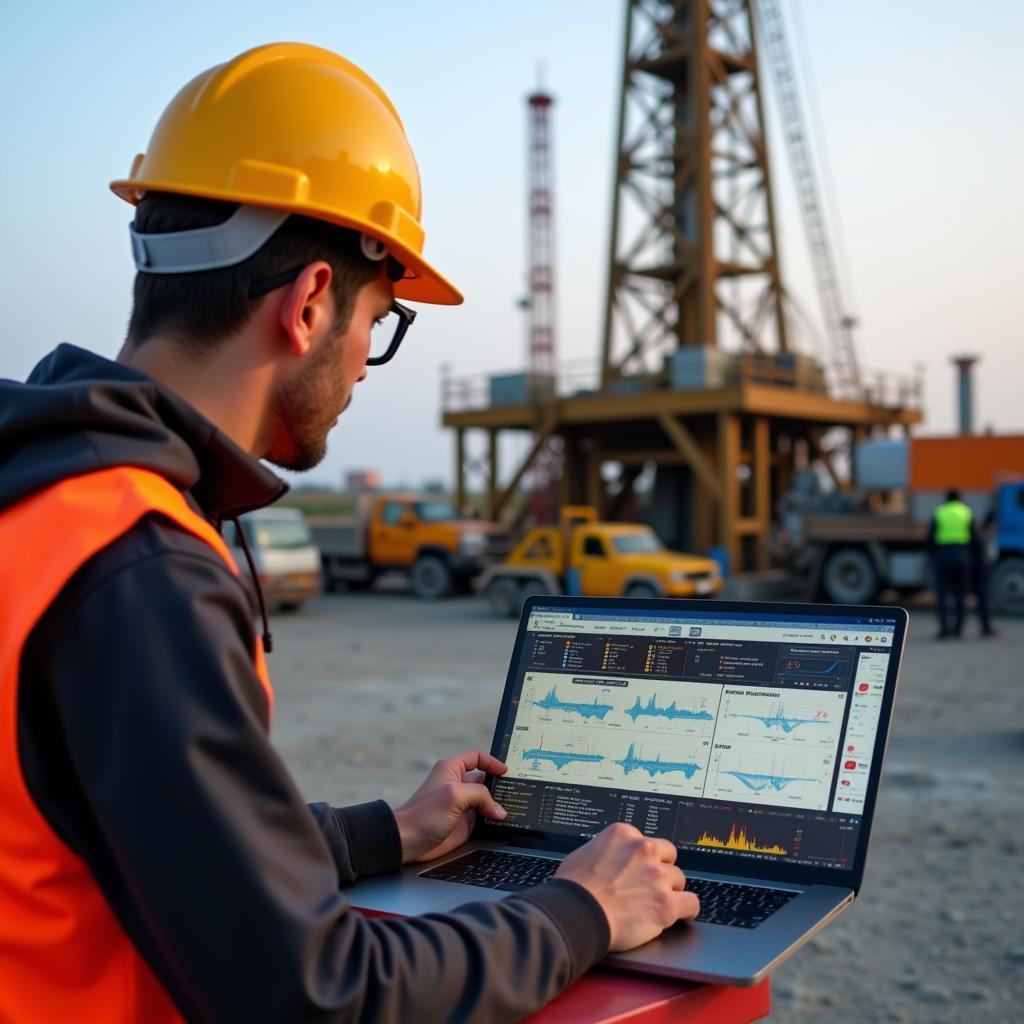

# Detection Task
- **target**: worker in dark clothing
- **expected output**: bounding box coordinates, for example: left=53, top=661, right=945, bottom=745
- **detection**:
left=0, top=44, right=698, bottom=1023
left=927, top=488, right=984, bottom=638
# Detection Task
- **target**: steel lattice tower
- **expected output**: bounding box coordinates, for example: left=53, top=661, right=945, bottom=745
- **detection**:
left=525, top=83, right=562, bottom=522
left=601, top=0, right=789, bottom=383
left=527, top=86, right=556, bottom=375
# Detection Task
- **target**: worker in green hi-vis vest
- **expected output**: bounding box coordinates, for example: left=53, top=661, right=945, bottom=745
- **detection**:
left=926, top=488, right=989, bottom=639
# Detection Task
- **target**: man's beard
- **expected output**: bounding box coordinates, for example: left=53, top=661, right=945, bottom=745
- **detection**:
left=266, top=327, right=348, bottom=472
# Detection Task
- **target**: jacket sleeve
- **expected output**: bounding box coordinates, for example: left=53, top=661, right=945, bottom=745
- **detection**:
left=19, top=524, right=610, bottom=1023
left=307, top=799, right=403, bottom=884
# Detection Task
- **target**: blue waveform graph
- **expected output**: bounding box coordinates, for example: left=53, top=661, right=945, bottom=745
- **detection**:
left=728, top=703, right=830, bottom=734
left=523, top=747, right=606, bottom=771
left=615, top=743, right=702, bottom=780
left=533, top=687, right=615, bottom=721
left=723, top=770, right=817, bottom=793
left=625, top=694, right=714, bottom=724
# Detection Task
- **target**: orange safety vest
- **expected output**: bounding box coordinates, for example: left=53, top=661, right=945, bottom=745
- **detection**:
left=0, top=467, right=273, bottom=1023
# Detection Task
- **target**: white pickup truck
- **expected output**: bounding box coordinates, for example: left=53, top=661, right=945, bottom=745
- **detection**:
left=226, top=507, right=322, bottom=612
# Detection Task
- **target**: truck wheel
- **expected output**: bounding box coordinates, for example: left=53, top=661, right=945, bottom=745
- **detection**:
left=991, top=557, right=1024, bottom=616
left=821, top=548, right=878, bottom=604
left=624, top=583, right=658, bottom=599
left=487, top=577, right=521, bottom=618
left=411, top=555, right=452, bottom=600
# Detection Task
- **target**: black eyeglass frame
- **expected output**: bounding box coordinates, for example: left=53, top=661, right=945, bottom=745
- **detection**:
left=248, top=268, right=416, bottom=366
left=366, top=300, right=416, bottom=366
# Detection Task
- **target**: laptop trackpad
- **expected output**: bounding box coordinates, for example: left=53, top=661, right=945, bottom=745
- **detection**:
left=434, top=888, right=508, bottom=911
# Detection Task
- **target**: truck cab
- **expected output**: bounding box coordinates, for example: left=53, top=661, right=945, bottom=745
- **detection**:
left=990, top=480, right=1024, bottom=614
left=568, top=524, right=720, bottom=599
left=367, top=494, right=507, bottom=597
left=311, top=492, right=510, bottom=599
left=480, top=506, right=723, bottom=617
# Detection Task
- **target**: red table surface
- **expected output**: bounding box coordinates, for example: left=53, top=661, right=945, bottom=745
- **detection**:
left=357, top=908, right=771, bottom=1022
left=527, top=969, right=770, bottom=1023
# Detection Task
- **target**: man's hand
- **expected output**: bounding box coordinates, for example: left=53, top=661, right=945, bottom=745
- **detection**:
left=393, top=750, right=509, bottom=864
left=555, top=822, right=700, bottom=952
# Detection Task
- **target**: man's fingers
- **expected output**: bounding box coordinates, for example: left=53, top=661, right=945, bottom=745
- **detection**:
left=468, top=750, right=507, bottom=776
left=462, top=769, right=485, bottom=784
left=652, top=837, right=679, bottom=863
left=446, top=749, right=507, bottom=777
left=673, top=890, right=701, bottom=922
left=668, top=865, right=688, bottom=891
left=450, top=782, right=507, bottom=820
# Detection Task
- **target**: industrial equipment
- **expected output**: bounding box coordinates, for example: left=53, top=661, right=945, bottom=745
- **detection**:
left=779, top=435, right=1024, bottom=612
left=312, top=493, right=510, bottom=599
left=443, top=1, right=922, bottom=574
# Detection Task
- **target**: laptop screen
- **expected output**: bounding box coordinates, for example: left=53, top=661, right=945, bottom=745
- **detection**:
left=481, top=598, right=904, bottom=886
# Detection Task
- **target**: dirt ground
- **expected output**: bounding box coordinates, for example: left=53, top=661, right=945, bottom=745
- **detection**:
left=268, top=589, right=1024, bottom=1023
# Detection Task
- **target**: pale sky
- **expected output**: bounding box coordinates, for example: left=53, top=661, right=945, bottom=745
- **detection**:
left=1, top=1, right=1021, bottom=490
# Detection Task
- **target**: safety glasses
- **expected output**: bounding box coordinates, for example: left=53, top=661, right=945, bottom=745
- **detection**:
left=366, top=300, right=416, bottom=366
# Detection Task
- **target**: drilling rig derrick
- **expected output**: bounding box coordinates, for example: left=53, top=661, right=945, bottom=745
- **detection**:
left=443, top=0, right=922, bottom=571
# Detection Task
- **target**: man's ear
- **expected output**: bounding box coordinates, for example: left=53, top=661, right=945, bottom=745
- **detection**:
left=278, top=262, right=335, bottom=356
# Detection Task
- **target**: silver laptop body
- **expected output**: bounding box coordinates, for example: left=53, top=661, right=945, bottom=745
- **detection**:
left=344, top=597, right=906, bottom=986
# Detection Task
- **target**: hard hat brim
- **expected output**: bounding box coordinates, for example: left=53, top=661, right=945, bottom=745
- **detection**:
left=390, top=250, right=463, bottom=306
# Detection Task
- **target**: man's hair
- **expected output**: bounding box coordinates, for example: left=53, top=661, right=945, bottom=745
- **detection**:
left=126, top=192, right=381, bottom=354
left=946, top=488, right=961, bottom=502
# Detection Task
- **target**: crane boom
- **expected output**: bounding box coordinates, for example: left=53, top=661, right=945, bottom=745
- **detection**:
left=756, top=0, right=861, bottom=394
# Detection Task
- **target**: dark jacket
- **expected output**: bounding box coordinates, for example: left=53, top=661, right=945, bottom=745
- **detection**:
left=0, top=344, right=609, bottom=1022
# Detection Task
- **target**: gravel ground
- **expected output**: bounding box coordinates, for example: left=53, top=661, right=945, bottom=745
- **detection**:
left=267, top=590, right=1024, bottom=1022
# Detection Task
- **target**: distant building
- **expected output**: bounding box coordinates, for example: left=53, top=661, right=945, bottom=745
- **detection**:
left=345, top=469, right=381, bottom=492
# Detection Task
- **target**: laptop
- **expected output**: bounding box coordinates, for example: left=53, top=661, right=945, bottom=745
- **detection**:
left=344, top=596, right=906, bottom=986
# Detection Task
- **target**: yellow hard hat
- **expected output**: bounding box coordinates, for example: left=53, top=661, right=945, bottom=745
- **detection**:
left=111, top=42, right=462, bottom=305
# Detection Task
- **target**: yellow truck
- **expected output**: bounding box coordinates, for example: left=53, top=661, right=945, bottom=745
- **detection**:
left=310, top=492, right=510, bottom=599
left=480, top=506, right=723, bottom=617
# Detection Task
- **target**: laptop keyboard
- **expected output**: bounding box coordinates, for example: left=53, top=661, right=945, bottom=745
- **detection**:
left=420, top=850, right=798, bottom=927
left=682, top=876, right=797, bottom=928
left=421, top=850, right=558, bottom=892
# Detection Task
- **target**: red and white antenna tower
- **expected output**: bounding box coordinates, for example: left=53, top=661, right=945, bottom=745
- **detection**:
left=524, top=69, right=561, bottom=524
left=527, top=74, right=556, bottom=375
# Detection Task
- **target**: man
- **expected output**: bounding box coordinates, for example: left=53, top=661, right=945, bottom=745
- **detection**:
left=0, top=44, right=698, bottom=1022
left=927, top=487, right=981, bottom=638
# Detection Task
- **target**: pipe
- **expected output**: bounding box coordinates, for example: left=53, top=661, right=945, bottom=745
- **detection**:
left=950, top=354, right=978, bottom=435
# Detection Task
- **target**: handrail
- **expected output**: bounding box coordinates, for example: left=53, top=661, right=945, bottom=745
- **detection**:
left=440, top=356, right=923, bottom=414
